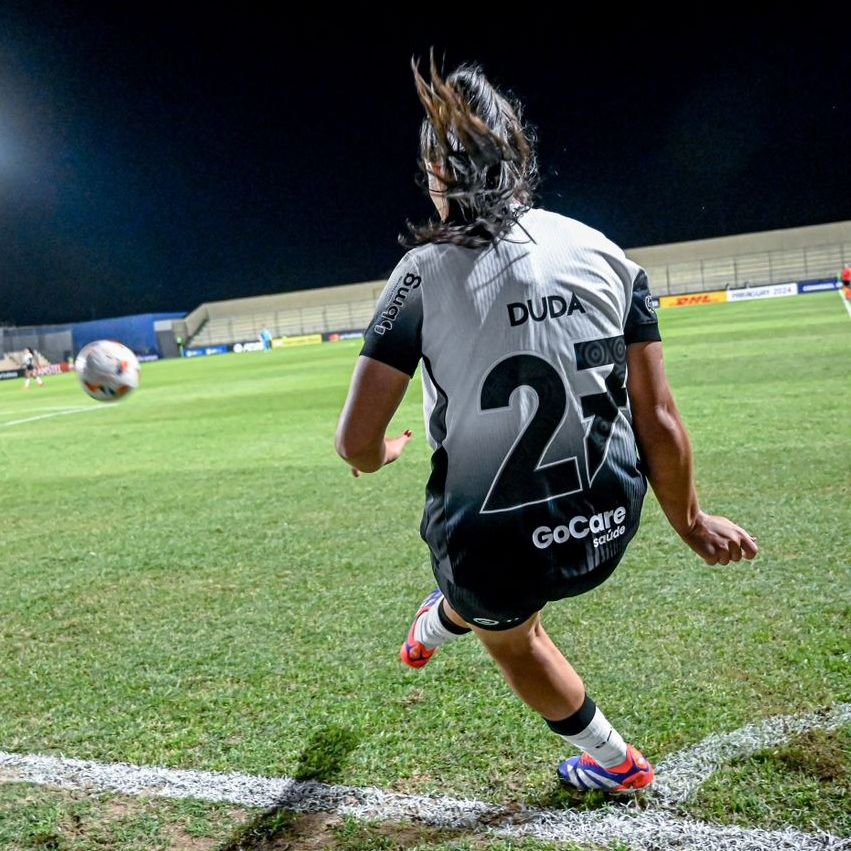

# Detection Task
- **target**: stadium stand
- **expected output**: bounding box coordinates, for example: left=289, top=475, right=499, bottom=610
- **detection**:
left=183, top=221, right=851, bottom=348
left=629, top=222, right=851, bottom=296
left=0, top=354, right=21, bottom=372
left=188, top=299, right=379, bottom=347
left=181, top=280, right=386, bottom=348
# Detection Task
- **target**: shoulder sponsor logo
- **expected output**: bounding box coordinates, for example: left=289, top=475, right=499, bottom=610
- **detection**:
left=373, top=271, right=422, bottom=336
left=507, top=293, right=585, bottom=327
left=532, top=506, right=627, bottom=550
left=645, top=294, right=657, bottom=315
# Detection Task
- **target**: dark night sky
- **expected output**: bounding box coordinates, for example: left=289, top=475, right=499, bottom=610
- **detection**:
left=1, top=8, right=850, bottom=325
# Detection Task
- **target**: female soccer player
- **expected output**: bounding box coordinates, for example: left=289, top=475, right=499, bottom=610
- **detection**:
left=22, top=347, right=44, bottom=389
left=336, top=56, right=758, bottom=793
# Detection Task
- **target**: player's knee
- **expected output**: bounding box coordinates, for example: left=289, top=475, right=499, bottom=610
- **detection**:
left=480, top=616, right=545, bottom=661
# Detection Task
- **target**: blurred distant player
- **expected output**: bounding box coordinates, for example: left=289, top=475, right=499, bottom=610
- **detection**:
left=842, top=265, right=851, bottom=300
left=22, top=347, right=44, bottom=389
left=259, top=328, right=273, bottom=351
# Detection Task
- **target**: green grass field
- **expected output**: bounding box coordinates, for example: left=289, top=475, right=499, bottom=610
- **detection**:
left=0, top=292, right=848, bottom=850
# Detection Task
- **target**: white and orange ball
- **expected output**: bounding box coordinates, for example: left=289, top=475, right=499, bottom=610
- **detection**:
left=74, top=340, right=140, bottom=402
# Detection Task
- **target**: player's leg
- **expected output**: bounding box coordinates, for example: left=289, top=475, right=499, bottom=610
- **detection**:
left=466, top=611, right=584, bottom=718
left=466, top=606, right=654, bottom=792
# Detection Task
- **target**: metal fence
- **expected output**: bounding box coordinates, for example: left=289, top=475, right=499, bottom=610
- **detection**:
left=641, top=241, right=850, bottom=296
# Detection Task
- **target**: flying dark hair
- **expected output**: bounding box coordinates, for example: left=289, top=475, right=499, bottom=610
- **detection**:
left=401, top=53, right=539, bottom=250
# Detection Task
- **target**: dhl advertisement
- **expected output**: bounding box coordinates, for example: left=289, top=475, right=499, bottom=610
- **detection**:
left=659, top=291, right=727, bottom=308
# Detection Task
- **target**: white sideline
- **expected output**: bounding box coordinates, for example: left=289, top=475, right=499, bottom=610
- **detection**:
left=0, top=406, right=95, bottom=416
left=1, top=704, right=849, bottom=850
left=0, top=406, right=110, bottom=428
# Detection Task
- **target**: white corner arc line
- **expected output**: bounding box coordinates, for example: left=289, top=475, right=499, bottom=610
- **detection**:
left=653, top=702, right=851, bottom=804
left=496, top=809, right=847, bottom=850
left=1, top=704, right=849, bottom=850
left=840, top=287, right=851, bottom=320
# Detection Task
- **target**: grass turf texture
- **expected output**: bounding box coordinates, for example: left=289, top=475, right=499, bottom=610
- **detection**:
left=0, top=291, right=848, bottom=848
left=0, top=784, right=578, bottom=850
left=683, top=727, right=851, bottom=836
left=0, top=783, right=247, bottom=850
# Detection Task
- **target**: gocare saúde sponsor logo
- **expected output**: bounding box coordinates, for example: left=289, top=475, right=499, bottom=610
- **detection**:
left=373, top=272, right=421, bottom=336
left=532, top=506, right=627, bottom=550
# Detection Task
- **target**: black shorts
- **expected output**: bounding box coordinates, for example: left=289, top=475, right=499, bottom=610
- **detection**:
left=430, top=551, right=623, bottom=631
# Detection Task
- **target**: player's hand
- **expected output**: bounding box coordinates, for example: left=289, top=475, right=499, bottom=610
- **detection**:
left=680, top=511, right=759, bottom=565
left=383, top=429, right=413, bottom=465
left=350, top=430, right=413, bottom=477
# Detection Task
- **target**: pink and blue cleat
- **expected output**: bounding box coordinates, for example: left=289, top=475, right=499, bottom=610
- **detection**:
left=400, top=588, right=443, bottom=669
left=558, top=744, right=655, bottom=793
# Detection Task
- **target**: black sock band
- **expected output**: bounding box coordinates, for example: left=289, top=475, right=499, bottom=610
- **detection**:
left=545, top=693, right=597, bottom=736
left=438, top=599, right=471, bottom=635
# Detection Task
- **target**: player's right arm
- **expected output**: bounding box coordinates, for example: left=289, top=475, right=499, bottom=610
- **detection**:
left=626, top=340, right=759, bottom=566
left=335, top=252, right=423, bottom=477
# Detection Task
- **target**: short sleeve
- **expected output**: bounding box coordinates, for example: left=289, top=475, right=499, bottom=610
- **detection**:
left=624, top=269, right=662, bottom=345
left=359, top=253, right=423, bottom=377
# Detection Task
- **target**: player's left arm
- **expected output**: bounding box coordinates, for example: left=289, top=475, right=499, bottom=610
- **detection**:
left=623, top=269, right=758, bottom=566
left=335, top=357, right=412, bottom=476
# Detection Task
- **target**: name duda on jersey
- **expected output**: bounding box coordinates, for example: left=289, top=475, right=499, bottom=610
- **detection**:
left=507, top=292, right=586, bottom=326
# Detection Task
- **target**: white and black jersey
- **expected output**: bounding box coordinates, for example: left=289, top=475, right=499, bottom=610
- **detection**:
left=362, top=207, right=661, bottom=624
left=23, top=352, right=35, bottom=370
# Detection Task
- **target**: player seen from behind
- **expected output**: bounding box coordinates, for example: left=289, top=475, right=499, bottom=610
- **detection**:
left=336, top=55, right=759, bottom=793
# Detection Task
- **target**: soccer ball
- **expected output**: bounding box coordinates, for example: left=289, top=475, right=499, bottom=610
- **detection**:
left=75, top=340, right=141, bottom=402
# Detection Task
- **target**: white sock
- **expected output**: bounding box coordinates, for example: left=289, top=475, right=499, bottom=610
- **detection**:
left=550, top=700, right=629, bottom=769
left=36, top=378, right=44, bottom=385
left=413, top=598, right=468, bottom=649
left=24, top=378, right=30, bottom=387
